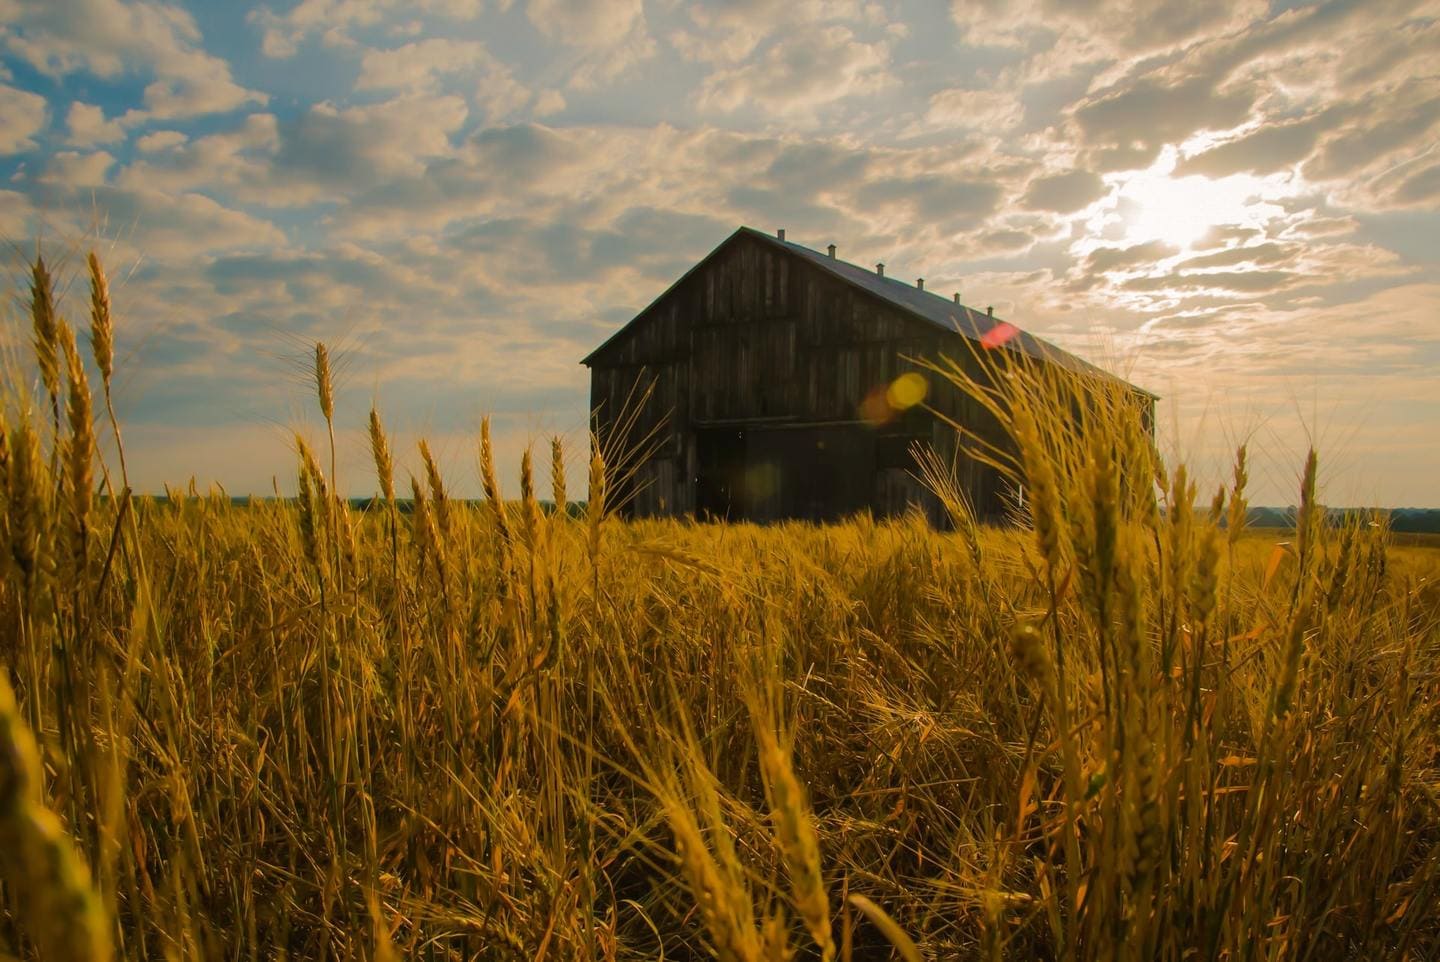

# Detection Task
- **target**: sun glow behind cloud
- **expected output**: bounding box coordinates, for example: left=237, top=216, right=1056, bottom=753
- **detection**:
left=1084, top=146, right=1298, bottom=252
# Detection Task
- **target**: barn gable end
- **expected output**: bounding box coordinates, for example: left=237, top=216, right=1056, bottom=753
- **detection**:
left=583, top=226, right=1147, bottom=523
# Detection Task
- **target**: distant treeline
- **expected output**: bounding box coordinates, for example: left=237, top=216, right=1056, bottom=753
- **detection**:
left=124, top=496, right=1440, bottom=533
left=1243, top=506, right=1440, bottom=533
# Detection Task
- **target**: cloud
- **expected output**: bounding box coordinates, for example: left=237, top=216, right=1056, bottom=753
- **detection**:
left=533, top=89, right=566, bottom=116
left=0, top=189, right=37, bottom=237
left=1177, top=241, right=1292, bottom=270
left=116, top=113, right=282, bottom=201
left=696, top=25, right=893, bottom=115
left=1304, top=82, right=1440, bottom=184
left=1083, top=240, right=1180, bottom=274
left=979, top=228, right=1035, bottom=253
left=672, top=0, right=868, bottom=64
left=0, top=82, right=47, bottom=154
left=525, top=0, right=655, bottom=88
left=1073, top=72, right=1256, bottom=171
left=854, top=173, right=1002, bottom=223
left=356, top=38, right=485, bottom=91
left=527, top=0, right=645, bottom=48
left=355, top=37, right=530, bottom=121
left=65, top=101, right=125, bottom=147
left=135, top=129, right=187, bottom=152
left=319, top=120, right=591, bottom=235
left=248, top=0, right=487, bottom=58
left=273, top=93, right=468, bottom=196
left=1116, top=236, right=1405, bottom=298
left=38, top=149, right=115, bottom=185
left=1125, top=268, right=1299, bottom=295
left=23, top=184, right=286, bottom=259
left=443, top=206, right=734, bottom=292
left=1022, top=169, right=1106, bottom=212
left=949, top=0, right=1267, bottom=57
left=1177, top=116, right=1330, bottom=178
left=925, top=87, right=1025, bottom=133
left=1393, top=162, right=1440, bottom=207
left=4, top=0, right=265, bottom=121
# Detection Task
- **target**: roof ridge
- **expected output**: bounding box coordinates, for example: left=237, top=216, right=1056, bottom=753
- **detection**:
left=738, top=226, right=1146, bottom=394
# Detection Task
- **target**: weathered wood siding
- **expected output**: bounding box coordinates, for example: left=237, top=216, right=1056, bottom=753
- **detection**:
left=587, top=233, right=1012, bottom=523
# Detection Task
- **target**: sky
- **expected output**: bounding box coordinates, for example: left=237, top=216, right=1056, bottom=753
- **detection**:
left=1, top=0, right=1437, bottom=507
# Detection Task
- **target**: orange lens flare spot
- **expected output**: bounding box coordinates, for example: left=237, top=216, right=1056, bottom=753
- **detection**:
left=861, top=373, right=929, bottom=426
left=980, top=321, right=1019, bottom=350
left=859, top=386, right=894, bottom=426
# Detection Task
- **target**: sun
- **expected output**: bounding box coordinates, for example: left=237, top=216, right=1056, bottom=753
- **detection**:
left=1103, top=146, right=1290, bottom=252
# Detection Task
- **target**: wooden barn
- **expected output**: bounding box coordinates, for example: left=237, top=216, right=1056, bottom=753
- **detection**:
left=582, top=226, right=1149, bottom=524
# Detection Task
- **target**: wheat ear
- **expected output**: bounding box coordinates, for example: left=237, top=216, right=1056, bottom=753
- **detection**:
left=0, top=672, right=114, bottom=962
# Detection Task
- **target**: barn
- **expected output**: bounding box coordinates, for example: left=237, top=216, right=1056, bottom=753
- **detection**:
left=582, top=226, right=1149, bottom=524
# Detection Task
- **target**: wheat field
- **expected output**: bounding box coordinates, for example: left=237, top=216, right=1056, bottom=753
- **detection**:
left=2, top=251, right=1438, bottom=960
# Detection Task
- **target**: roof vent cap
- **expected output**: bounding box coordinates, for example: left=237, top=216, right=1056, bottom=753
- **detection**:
left=777, top=228, right=785, bottom=241
left=916, top=278, right=924, bottom=291
left=827, top=244, right=836, bottom=258
left=987, top=305, right=994, bottom=317
left=876, top=262, right=885, bottom=277
left=953, top=292, right=960, bottom=304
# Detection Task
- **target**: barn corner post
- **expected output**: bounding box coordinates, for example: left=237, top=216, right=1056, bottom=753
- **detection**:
left=583, top=226, right=1151, bottom=527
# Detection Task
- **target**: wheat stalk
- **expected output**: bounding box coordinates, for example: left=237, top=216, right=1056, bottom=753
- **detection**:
left=754, top=716, right=833, bottom=961
left=60, top=321, right=95, bottom=572
left=30, top=253, right=61, bottom=442
left=550, top=435, right=567, bottom=518
left=85, top=251, right=129, bottom=492
left=0, top=672, right=113, bottom=961
left=368, top=407, right=395, bottom=505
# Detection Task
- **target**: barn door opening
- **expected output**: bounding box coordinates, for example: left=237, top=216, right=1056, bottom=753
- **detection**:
left=694, top=428, right=746, bottom=521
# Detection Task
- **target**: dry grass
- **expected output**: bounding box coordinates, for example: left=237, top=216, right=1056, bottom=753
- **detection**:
left=1, top=250, right=1437, bottom=960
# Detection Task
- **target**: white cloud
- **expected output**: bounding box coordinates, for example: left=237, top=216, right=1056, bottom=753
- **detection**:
left=39, top=149, right=115, bottom=185
left=949, top=0, right=1268, bottom=58
left=533, top=89, right=566, bottom=116
left=357, top=38, right=482, bottom=91
left=673, top=0, right=867, bottom=64
left=0, top=188, right=37, bottom=235
left=117, top=94, right=470, bottom=209
left=696, top=25, right=894, bottom=115
left=22, top=183, right=286, bottom=259
left=249, top=0, right=487, bottom=58
left=4, top=0, right=265, bottom=121
left=279, top=94, right=469, bottom=186
left=118, top=114, right=279, bottom=198
left=66, top=101, right=125, bottom=147
left=356, top=38, right=530, bottom=121
left=527, top=0, right=645, bottom=47
left=525, top=0, right=655, bottom=88
left=925, top=88, right=1024, bottom=132
left=135, top=129, right=188, bottom=152
left=0, top=82, right=47, bottom=154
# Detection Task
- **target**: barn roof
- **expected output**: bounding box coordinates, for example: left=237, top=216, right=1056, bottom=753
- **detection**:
left=584, top=226, right=1150, bottom=396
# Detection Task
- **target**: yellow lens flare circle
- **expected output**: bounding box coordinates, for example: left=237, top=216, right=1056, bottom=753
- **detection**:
left=861, top=373, right=928, bottom=427
left=886, top=372, right=928, bottom=410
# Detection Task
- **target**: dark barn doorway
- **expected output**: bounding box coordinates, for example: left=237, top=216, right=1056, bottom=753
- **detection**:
left=695, top=428, right=746, bottom=520
left=694, top=424, right=886, bottom=523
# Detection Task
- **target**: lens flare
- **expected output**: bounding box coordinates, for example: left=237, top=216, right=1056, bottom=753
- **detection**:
left=980, top=321, right=1019, bottom=350
left=859, top=386, right=893, bottom=426
left=887, top=372, right=928, bottom=410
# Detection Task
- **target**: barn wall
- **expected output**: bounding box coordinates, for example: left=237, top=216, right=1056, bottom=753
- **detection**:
left=587, top=232, right=1017, bottom=522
